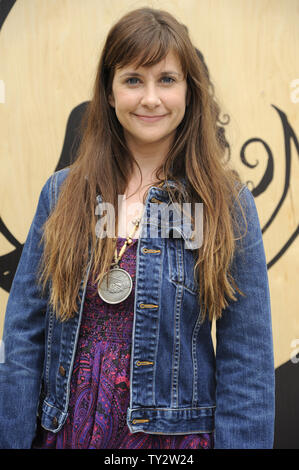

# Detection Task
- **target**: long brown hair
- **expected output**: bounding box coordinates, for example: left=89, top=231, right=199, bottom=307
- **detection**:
left=39, top=7, right=246, bottom=322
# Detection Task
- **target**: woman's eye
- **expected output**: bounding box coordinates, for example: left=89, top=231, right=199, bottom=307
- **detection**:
left=161, top=76, right=175, bottom=84
left=126, top=77, right=140, bottom=85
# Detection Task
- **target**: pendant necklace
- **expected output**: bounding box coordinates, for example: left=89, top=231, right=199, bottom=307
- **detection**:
left=97, top=215, right=142, bottom=304
left=97, top=179, right=165, bottom=304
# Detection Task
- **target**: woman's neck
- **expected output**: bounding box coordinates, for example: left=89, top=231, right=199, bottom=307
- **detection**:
left=125, top=144, right=170, bottom=198
left=125, top=131, right=173, bottom=183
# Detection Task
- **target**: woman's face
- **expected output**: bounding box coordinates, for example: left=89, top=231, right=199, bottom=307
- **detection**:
left=109, top=51, right=187, bottom=151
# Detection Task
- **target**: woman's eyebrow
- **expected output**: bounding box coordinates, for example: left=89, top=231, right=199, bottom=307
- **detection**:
left=119, top=72, right=142, bottom=77
left=119, top=70, right=182, bottom=78
left=160, top=71, right=182, bottom=77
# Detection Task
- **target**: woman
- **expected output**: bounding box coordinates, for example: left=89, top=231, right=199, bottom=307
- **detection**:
left=0, top=7, right=275, bottom=449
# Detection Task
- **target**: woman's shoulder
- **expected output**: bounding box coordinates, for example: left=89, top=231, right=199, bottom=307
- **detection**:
left=39, top=167, right=70, bottom=211
left=42, top=167, right=70, bottom=190
left=232, top=182, right=264, bottom=251
left=234, top=182, right=257, bottom=217
left=49, top=167, right=70, bottom=187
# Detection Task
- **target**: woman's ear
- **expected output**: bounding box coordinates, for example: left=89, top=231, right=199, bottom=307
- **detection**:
left=108, top=93, right=115, bottom=108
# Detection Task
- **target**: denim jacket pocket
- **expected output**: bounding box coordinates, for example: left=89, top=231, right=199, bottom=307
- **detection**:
left=167, top=238, right=199, bottom=295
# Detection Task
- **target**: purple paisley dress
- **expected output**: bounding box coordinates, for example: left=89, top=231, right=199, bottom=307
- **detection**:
left=34, top=238, right=213, bottom=449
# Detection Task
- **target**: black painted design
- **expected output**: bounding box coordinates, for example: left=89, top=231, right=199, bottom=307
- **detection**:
left=274, top=360, right=299, bottom=449
left=240, top=105, right=299, bottom=268
left=0, top=102, right=88, bottom=292
left=0, top=218, right=23, bottom=292
left=0, top=0, right=16, bottom=30
left=54, top=102, right=88, bottom=172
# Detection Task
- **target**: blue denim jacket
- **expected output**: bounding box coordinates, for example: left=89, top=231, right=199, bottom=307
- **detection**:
left=0, top=168, right=275, bottom=449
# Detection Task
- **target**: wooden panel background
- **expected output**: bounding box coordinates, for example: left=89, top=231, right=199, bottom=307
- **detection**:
left=0, top=0, right=298, bottom=447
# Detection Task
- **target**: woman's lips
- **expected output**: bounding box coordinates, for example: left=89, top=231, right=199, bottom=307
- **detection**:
left=133, top=113, right=168, bottom=122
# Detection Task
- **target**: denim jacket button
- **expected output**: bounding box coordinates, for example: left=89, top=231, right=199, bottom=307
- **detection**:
left=52, top=417, right=58, bottom=428
left=59, top=365, right=66, bottom=377
left=150, top=197, right=162, bottom=204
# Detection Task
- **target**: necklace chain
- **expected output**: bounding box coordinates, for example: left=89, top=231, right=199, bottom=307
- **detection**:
left=111, top=179, right=165, bottom=267
left=112, top=216, right=142, bottom=266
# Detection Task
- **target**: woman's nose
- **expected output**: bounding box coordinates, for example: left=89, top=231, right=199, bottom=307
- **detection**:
left=140, top=84, right=161, bottom=108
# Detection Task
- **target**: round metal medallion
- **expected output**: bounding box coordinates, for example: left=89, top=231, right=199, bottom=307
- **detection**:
left=98, top=266, right=133, bottom=304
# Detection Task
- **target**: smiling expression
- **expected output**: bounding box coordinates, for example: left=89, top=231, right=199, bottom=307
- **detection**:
left=108, top=51, right=188, bottom=152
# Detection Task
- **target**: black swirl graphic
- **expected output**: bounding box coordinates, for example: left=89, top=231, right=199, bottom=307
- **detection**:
left=240, top=105, right=299, bottom=269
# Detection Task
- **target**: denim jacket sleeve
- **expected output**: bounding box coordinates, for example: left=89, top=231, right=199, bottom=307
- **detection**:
left=214, top=185, right=275, bottom=449
left=0, top=175, right=54, bottom=448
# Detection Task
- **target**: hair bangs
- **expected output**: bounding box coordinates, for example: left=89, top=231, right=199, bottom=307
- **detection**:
left=115, top=26, right=185, bottom=74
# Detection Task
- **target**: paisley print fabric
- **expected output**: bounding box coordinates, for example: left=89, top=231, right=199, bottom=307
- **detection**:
left=34, top=238, right=214, bottom=449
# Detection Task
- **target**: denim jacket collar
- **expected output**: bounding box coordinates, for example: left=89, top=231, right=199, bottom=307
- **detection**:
left=95, top=178, right=194, bottom=244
